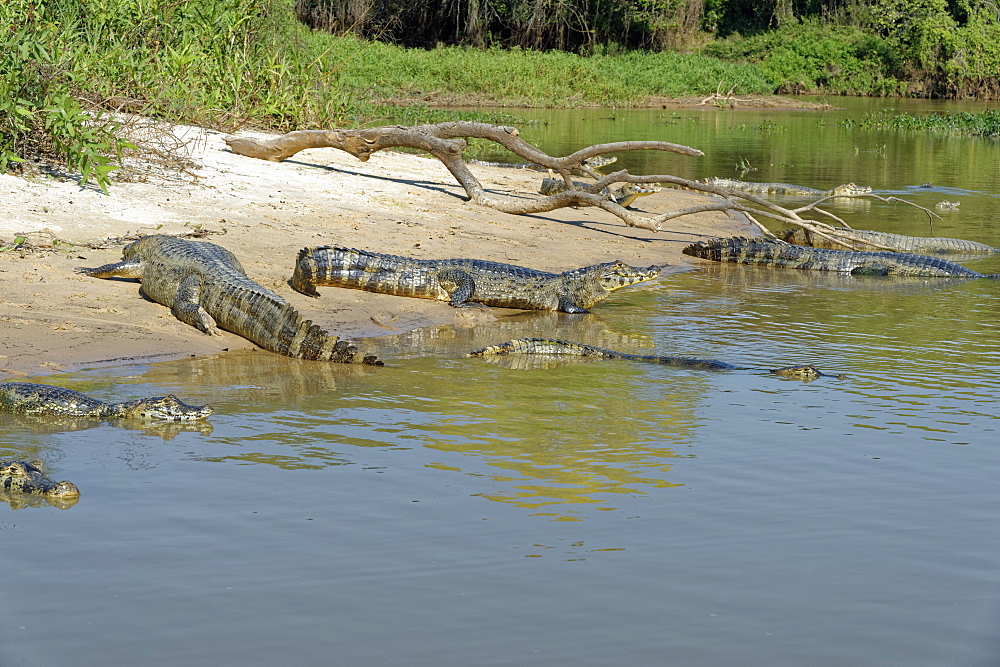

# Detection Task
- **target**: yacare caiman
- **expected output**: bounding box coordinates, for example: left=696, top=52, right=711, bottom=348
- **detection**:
left=683, top=237, right=1000, bottom=279
left=0, top=382, right=212, bottom=421
left=291, top=245, right=661, bottom=313
left=468, top=337, right=845, bottom=380
left=78, top=235, right=381, bottom=364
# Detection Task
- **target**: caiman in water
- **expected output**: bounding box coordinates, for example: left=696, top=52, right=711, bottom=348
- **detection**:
left=78, top=235, right=381, bottom=364
left=538, top=178, right=661, bottom=208
left=777, top=227, right=997, bottom=255
left=0, top=459, right=80, bottom=505
left=682, top=237, right=1000, bottom=279
left=292, top=246, right=661, bottom=313
left=697, top=177, right=872, bottom=197
left=0, top=382, right=212, bottom=421
left=468, top=338, right=844, bottom=379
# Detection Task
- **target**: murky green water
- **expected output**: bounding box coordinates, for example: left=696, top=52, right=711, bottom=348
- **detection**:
left=3, top=98, right=1000, bottom=665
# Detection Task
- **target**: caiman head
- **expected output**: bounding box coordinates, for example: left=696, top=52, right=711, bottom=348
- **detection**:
left=830, top=183, right=872, bottom=196
left=614, top=183, right=661, bottom=208
left=0, top=459, right=80, bottom=498
left=598, top=261, right=661, bottom=292
left=583, top=155, right=617, bottom=169
left=563, top=260, right=661, bottom=311
left=116, top=395, right=214, bottom=421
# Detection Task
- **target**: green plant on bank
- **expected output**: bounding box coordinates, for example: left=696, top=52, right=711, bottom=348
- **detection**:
left=702, top=20, right=908, bottom=97
left=0, top=25, right=134, bottom=193
left=847, top=109, right=1000, bottom=138
left=0, top=237, right=27, bottom=252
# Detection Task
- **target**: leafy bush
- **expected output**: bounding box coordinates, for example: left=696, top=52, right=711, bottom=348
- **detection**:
left=702, top=20, right=906, bottom=96
left=0, top=23, right=132, bottom=192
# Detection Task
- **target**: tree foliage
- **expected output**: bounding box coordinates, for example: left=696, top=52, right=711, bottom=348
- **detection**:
left=295, top=0, right=1000, bottom=98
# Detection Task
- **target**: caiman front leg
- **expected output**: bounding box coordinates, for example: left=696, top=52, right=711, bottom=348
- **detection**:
left=437, top=268, right=483, bottom=308
left=557, top=296, right=590, bottom=314
left=171, top=274, right=221, bottom=335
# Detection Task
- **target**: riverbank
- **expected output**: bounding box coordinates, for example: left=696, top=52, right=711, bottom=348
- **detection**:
left=0, top=121, right=751, bottom=378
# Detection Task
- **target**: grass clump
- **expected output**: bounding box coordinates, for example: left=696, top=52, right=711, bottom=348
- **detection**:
left=846, top=109, right=1000, bottom=138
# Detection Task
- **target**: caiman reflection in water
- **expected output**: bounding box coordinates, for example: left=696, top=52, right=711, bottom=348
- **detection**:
left=0, top=411, right=213, bottom=440
left=134, top=313, right=702, bottom=516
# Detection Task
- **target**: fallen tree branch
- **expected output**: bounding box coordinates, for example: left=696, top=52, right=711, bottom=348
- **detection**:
left=225, top=121, right=918, bottom=244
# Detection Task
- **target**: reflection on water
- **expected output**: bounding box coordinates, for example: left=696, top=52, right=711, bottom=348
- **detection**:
left=0, top=412, right=213, bottom=440
left=0, top=487, right=79, bottom=511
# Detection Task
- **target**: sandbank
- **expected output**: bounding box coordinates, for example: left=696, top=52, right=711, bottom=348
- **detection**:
left=0, top=122, right=751, bottom=378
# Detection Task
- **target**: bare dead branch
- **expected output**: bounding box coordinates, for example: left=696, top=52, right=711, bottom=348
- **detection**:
left=224, top=121, right=920, bottom=243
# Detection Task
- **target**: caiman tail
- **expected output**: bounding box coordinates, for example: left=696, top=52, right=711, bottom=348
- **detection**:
left=199, top=286, right=375, bottom=363
left=292, top=245, right=414, bottom=298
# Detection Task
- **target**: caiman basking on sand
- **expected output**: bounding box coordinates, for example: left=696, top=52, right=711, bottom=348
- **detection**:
left=0, top=459, right=80, bottom=503
left=0, top=382, right=212, bottom=421
left=292, top=246, right=661, bottom=313
left=697, top=177, right=872, bottom=197
left=469, top=155, right=617, bottom=174
left=538, top=178, right=661, bottom=208
left=78, top=235, right=381, bottom=365
left=778, top=227, right=997, bottom=255
left=468, top=338, right=844, bottom=380
left=683, top=237, right=1000, bottom=279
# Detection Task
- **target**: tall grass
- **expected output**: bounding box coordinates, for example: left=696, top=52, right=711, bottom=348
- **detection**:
left=328, top=39, right=776, bottom=106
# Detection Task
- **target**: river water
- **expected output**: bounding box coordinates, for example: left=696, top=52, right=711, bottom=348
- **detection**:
left=2, top=97, right=999, bottom=665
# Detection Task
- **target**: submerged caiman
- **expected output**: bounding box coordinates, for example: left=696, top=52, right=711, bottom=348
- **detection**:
left=468, top=338, right=843, bottom=380
left=0, top=459, right=80, bottom=502
left=778, top=227, right=998, bottom=255
left=697, top=177, right=871, bottom=197
left=0, top=382, right=212, bottom=421
left=292, top=246, right=661, bottom=313
left=78, top=235, right=381, bottom=364
left=538, top=178, right=661, bottom=208
left=683, top=237, right=1000, bottom=279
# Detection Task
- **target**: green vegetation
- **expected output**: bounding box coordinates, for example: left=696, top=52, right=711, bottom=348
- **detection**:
left=703, top=20, right=907, bottom=97
left=844, top=109, right=1000, bottom=138
left=0, top=0, right=773, bottom=187
left=294, top=0, right=710, bottom=52
left=705, top=3, right=1000, bottom=100
left=332, top=41, right=774, bottom=106
left=3, top=0, right=999, bottom=190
